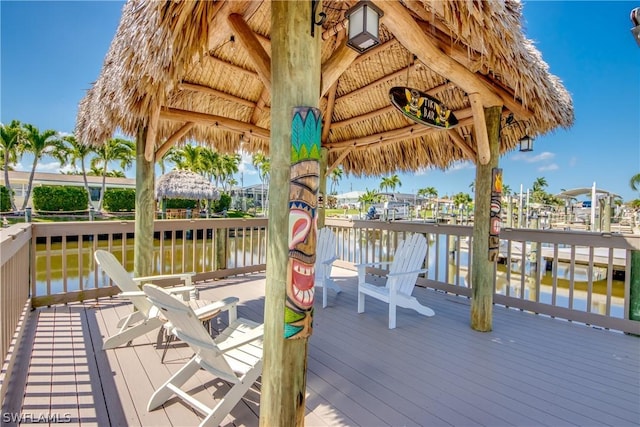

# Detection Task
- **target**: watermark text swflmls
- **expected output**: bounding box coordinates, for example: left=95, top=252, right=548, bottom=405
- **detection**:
left=1, top=412, right=72, bottom=423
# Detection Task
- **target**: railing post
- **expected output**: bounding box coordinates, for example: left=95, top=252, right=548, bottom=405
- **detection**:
left=630, top=250, right=640, bottom=323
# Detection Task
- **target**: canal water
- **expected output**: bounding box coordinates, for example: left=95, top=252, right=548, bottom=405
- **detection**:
left=36, top=233, right=625, bottom=318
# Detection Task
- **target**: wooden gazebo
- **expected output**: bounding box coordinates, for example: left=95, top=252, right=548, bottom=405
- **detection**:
left=75, top=1, right=573, bottom=424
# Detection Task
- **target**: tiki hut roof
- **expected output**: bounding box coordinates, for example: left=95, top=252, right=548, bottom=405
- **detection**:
left=76, top=0, right=574, bottom=177
left=155, top=170, right=220, bottom=200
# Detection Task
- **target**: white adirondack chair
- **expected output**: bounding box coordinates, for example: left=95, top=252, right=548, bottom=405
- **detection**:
left=315, top=227, right=342, bottom=308
left=94, top=250, right=225, bottom=350
left=357, top=233, right=435, bottom=329
left=143, top=284, right=263, bottom=427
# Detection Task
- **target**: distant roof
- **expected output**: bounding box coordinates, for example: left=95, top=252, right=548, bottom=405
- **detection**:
left=555, top=188, right=621, bottom=200
left=155, top=170, right=220, bottom=200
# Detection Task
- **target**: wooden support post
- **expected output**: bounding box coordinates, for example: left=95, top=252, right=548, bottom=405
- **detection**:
left=318, top=148, right=328, bottom=229
left=470, top=105, right=501, bottom=332
left=134, top=126, right=155, bottom=278
left=261, top=2, right=320, bottom=426
left=630, top=251, right=640, bottom=323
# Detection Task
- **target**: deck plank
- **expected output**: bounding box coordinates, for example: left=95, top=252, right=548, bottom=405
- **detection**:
left=2, top=267, right=638, bottom=427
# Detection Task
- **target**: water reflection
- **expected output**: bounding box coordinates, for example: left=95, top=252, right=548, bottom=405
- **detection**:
left=36, top=232, right=624, bottom=318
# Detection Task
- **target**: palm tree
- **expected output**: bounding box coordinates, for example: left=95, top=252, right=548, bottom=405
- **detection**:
left=20, top=124, right=67, bottom=210
left=379, top=174, right=402, bottom=194
left=90, top=137, right=135, bottom=211
left=252, top=152, right=270, bottom=212
left=0, top=120, right=23, bottom=211
left=217, top=153, right=241, bottom=192
left=469, top=180, right=475, bottom=194
left=358, top=188, right=382, bottom=208
left=64, top=134, right=95, bottom=204
left=630, top=173, right=640, bottom=192
left=532, top=176, right=548, bottom=192
left=329, top=167, right=343, bottom=195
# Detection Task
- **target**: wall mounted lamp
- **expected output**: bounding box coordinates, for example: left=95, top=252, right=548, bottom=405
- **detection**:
left=344, top=1, right=384, bottom=53
left=503, top=113, right=535, bottom=152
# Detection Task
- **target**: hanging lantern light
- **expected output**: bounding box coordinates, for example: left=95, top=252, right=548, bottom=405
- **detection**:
left=344, top=1, right=384, bottom=53
left=518, top=135, right=534, bottom=152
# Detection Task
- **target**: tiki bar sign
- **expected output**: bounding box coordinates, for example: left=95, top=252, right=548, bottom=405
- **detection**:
left=389, top=86, right=458, bottom=129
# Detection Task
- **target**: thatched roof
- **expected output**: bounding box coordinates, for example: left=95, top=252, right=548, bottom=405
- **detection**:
left=155, top=170, right=220, bottom=200
left=76, top=0, right=573, bottom=177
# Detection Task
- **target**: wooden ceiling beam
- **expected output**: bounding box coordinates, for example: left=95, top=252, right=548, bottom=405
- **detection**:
left=159, top=107, right=270, bottom=139
left=468, top=92, right=490, bottom=164
left=228, top=13, right=271, bottom=91
left=251, top=88, right=270, bottom=124
left=321, top=42, right=359, bottom=97
left=374, top=1, right=503, bottom=108
left=322, top=81, right=339, bottom=143
left=328, top=146, right=354, bottom=172
left=155, top=122, right=195, bottom=160
left=179, top=82, right=257, bottom=108
left=326, top=116, right=474, bottom=150
left=205, top=1, right=260, bottom=51
left=447, top=128, right=477, bottom=161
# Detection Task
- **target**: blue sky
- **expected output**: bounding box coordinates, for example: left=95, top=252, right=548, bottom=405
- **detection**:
left=2, top=1, right=639, bottom=201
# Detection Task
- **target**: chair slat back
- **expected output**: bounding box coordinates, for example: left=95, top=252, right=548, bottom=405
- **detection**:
left=388, top=233, right=427, bottom=295
left=94, top=250, right=154, bottom=315
left=315, top=227, right=336, bottom=283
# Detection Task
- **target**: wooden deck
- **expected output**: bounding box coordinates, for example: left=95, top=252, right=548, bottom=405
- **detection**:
left=2, top=267, right=639, bottom=426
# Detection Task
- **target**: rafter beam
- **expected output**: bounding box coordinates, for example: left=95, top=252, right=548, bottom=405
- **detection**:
left=469, top=92, right=490, bottom=164
left=155, top=122, right=195, bottom=160
left=321, top=42, right=359, bottom=97
left=326, top=116, right=474, bottom=150
left=374, top=1, right=502, bottom=107
left=328, top=146, right=354, bottom=172
left=159, top=107, right=270, bottom=139
left=447, top=129, right=477, bottom=161
left=206, top=1, right=261, bottom=51
left=322, top=81, right=339, bottom=143
left=228, top=13, right=271, bottom=91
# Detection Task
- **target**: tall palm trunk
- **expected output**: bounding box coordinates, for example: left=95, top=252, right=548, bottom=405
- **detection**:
left=3, top=152, right=16, bottom=211
left=21, top=157, right=39, bottom=210
left=80, top=160, right=92, bottom=206
left=98, top=170, right=107, bottom=211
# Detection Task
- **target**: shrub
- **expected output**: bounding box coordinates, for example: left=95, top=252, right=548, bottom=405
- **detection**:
left=0, top=186, right=11, bottom=212
left=164, top=198, right=198, bottom=209
left=212, top=193, right=232, bottom=212
left=32, top=186, right=89, bottom=213
left=103, top=188, right=136, bottom=212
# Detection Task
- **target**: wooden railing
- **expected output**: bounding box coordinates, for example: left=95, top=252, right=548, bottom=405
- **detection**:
left=0, top=223, right=32, bottom=403
left=30, top=218, right=268, bottom=307
left=325, top=218, right=640, bottom=335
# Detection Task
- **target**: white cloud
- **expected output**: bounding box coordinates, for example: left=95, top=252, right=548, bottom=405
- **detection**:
left=538, top=163, right=559, bottom=172
left=35, top=161, right=63, bottom=173
left=511, top=151, right=555, bottom=163
left=445, top=160, right=474, bottom=172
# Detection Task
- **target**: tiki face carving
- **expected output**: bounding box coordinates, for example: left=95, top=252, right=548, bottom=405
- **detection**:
left=284, top=107, right=321, bottom=339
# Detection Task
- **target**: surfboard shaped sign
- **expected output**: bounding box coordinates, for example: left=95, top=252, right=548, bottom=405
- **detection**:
left=389, top=86, right=458, bottom=129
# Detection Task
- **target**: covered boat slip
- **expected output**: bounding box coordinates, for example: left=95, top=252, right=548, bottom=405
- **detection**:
left=3, top=268, right=638, bottom=426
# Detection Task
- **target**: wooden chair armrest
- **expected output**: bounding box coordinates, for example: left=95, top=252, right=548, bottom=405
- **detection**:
left=321, top=256, right=338, bottom=266
left=133, top=272, right=195, bottom=285
left=193, top=297, right=239, bottom=321
left=387, top=268, right=427, bottom=278
left=118, top=290, right=145, bottom=298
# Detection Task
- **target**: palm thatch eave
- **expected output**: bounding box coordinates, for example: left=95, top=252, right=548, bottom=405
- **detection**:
left=75, top=0, right=574, bottom=177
